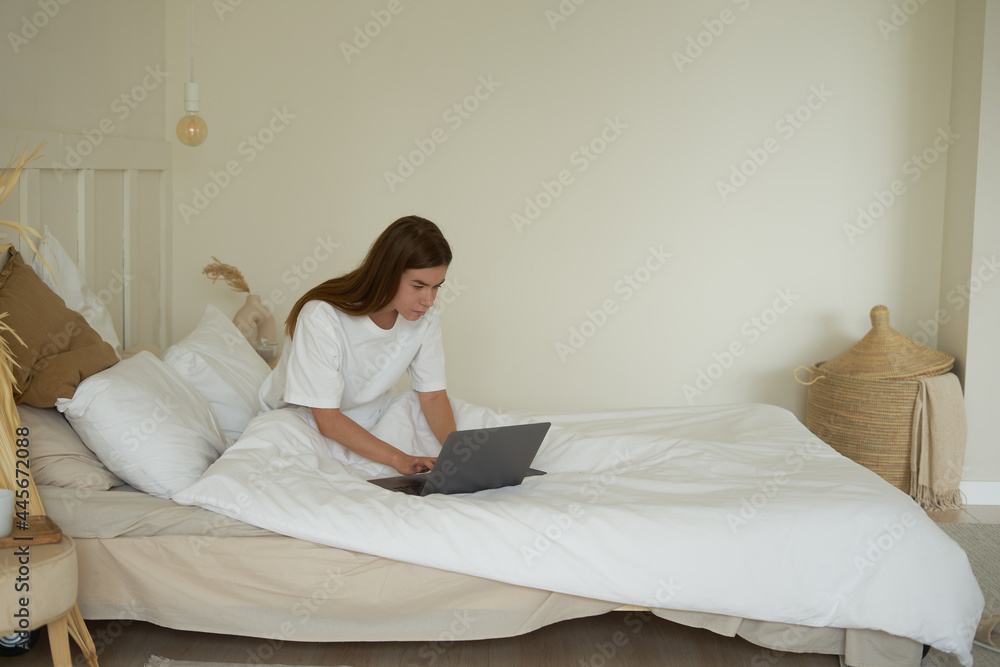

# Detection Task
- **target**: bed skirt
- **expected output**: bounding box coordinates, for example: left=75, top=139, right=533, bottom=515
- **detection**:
left=73, top=535, right=924, bottom=666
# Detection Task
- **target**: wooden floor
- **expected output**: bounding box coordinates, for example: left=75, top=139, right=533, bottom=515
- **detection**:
left=17, top=506, right=1000, bottom=667
left=923, top=503, right=1000, bottom=525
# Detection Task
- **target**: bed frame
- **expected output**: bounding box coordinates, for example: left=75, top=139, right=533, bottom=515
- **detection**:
left=0, top=126, right=171, bottom=351
left=0, top=128, right=932, bottom=667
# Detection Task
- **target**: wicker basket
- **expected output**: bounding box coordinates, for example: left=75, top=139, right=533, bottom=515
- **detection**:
left=799, top=305, right=953, bottom=493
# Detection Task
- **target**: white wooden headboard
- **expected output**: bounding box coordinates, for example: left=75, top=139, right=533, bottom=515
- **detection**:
left=0, top=127, right=171, bottom=350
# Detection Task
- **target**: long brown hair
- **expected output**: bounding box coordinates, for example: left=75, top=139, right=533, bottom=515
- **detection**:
left=285, top=216, right=452, bottom=338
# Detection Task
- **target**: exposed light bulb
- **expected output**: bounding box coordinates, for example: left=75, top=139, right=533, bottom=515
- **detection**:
left=176, top=82, right=208, bottom=147
left=177, top=112, right=207, bottom=147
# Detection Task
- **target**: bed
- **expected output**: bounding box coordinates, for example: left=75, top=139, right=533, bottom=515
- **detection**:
left=0, top=129, right=984, bottom=667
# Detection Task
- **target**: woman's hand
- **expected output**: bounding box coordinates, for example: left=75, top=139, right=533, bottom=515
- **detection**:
left=313, top=408, right=434, bottom=474
left=310, top=408, right=440, bottom=476
left=394, top=455, right=437, bottom=476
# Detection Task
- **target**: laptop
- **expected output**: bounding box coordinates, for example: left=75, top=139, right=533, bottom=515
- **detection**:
left=368, top=422, right=551, bottom=496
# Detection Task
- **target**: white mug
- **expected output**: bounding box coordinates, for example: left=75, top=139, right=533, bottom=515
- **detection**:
left=0, top=489, right=14, bottom=537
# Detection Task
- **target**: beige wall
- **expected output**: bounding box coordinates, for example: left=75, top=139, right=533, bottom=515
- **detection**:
left=0, top=0, right=166, bottom=140
left=962, top=0, right=1000, bottom=488
left=938, top=0, right=985, bottom=382
left=165, top=0, right=959, bottom=411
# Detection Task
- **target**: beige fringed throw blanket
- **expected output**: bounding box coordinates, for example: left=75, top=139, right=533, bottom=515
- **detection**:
left=910, top=373, right=967, bottom=510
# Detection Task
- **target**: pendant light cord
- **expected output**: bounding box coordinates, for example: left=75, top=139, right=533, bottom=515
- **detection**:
left=188, top=0, right=195, bottom=83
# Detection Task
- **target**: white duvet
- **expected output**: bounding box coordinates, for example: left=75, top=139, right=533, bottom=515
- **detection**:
left=172, top=391, right=983, bottom=665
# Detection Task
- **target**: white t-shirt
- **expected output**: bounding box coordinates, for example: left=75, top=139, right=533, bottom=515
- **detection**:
left=259, top=300, right=447, bottom=430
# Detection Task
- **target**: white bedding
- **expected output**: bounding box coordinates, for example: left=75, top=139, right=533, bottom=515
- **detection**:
left=172, top=391, right=983, bottom=665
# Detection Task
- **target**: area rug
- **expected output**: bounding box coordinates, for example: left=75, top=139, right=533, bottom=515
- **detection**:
left=145, top=657, right=352, bottom=667
left=923, top=523, right=1000, bottom=667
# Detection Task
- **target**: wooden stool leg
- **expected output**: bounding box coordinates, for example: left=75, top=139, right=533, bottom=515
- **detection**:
left=66, top=604, right=99, bottom=667
left=48, top=614, right=71, bottom=667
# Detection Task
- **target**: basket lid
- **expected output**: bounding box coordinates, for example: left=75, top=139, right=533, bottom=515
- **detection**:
left=819, top=305, right=954, bottom=380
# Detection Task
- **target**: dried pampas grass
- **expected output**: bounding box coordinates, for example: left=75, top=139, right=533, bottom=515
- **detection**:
left=203, top=256, right=250, bottom=293
left=0, top=313, right=42, bottom=514
left=0, top=140, right=48, bottom=511
left=0, top=141, right=52, bottom=279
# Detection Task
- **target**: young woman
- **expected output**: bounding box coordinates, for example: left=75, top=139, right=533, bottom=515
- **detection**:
left=259, top=215, right=457, bottom=475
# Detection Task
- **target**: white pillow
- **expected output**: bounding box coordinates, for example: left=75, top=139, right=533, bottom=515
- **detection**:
left=30, top=226, right=123, bottom=357
left=54, top=351, right=232, bottom=499
left=163, top=304, right=271, bottom=440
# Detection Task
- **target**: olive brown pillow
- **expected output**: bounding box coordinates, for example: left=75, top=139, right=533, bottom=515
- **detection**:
left=0, top=251, right=119, bottom=407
